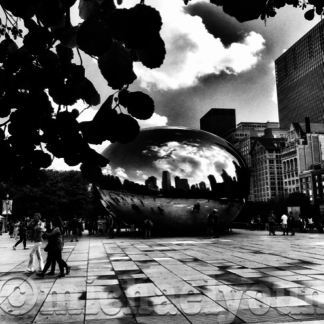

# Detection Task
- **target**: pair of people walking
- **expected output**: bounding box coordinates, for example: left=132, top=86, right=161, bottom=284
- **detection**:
left=37, top=216, right=71, bottom=278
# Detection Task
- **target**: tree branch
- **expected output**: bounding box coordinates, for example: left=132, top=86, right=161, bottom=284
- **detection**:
left=79, top=105, right=91, bottom=116
left=77, top=47, right=83, bottom=65
left=0, top=119, right=9, bottom=127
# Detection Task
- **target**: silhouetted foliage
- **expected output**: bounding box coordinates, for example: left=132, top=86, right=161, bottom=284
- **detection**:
left=0, top=0, right=162, bottom=186
left=0, top=0, right=318, bottom=187
left=0, top=170, right=100, bottom=220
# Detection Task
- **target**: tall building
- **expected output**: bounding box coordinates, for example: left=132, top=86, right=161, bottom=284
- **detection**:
left=177, top=179, right=190, bottom=192
left=275, top=19, right=324, bottom=129
left=145, top=176, right=159, bottom=191
left=282, top=121, right=324, bottom=201
left=162, top=171, right=171, bottom=191
left=250, top=137, right=285, bottom=201
left=200, top=108, right=236, bottom=138
left=223, top=122, right=287, bottom=201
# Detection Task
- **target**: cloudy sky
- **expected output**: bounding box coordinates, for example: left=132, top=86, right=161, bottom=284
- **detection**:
left=5, top=0, right=319, bottom=171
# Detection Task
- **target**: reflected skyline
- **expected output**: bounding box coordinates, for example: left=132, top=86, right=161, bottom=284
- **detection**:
left=98, top=127, right=249, bottom=233
left=102, top=127, right=242, bottom=191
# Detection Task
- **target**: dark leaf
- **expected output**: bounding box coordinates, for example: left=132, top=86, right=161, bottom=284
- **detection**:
left=79, top=0, right=100, bottom=20
left=93, top=94, right=114, bottom=124
left=116, top=113, right=139, bottom=144
left=118, top=89, right=130, bottom=107
left=33, top=150, right=52, bottom=168
left=79, top=121, right=105, bottom=145
left=126, top=91, right=154, bottom=120
left=79, top=78, right=101, bottom=106
left=98, top=42, right=136, bottom=89
left=56, top=44, right=74, bottom=67
left=59, top=26, right=79, bottom=48
left=23, top=30, right=47, bottom=55
left=35, top=0, right=65, bottom=27
left=1, top=0, right=35, bottom=19
left=64, top=153, right=81, bottom=166
left=77, top=20, right=112, bottom=57
left=125, top=4, right=163, bottom=49
left=80, top=147, right=109, bottom=167
left=1, top=38, right=18, bottom=54
left=37, top=51, right=59, bottom=69
left=101, top=0, right=116, bottom=14
left=305, top=9, right=315, bottom=21
left=222, top=0, right=265, bottom=23
left=136, top=34, right=166, bottom=69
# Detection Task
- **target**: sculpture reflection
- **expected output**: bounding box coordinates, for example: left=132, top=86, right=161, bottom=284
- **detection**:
left=98, top=127, right=249, bottom=234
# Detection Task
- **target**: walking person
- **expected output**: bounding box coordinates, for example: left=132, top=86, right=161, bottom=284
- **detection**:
left=281, top=213, right=288, bottom=235
left=268, top=211, right=276, bottom=236
left=9, top=220, right=14, bottom=238
left=212, top=209, right=220, bottom=238
left=144, top=216, right=153, bottom=239
left=37, top=216, right=71, bottom=278
left=256, top=215, right=262, bottom=231
left=13, top=220, right=20, bottom=240
left=108, top=216, right=115, bottom=238
left=13, top=218, right=28, bottom=250
left=26, top=213, right=45, bottom=273
left=287, top=212, right=295, bottom=236
left=70, top=215, right=79, bottom=242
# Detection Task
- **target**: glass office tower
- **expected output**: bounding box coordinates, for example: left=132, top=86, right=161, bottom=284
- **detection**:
left=275, top=19, right=324, bottom=129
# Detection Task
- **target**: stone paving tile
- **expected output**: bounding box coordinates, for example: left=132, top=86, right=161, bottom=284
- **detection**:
left=4, top=230, right=324, bottom=323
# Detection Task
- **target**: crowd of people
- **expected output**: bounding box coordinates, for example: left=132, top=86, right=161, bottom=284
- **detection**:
left=249, top=211, right=323, bottom=236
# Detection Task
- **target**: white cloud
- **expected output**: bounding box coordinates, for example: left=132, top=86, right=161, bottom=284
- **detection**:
left=137, top=113, right=168, bottom=129
left=121, top=0, right=265, bottom=90
left=115, top=167, right=128, bottom=179
left=145, top=141, right=238, bottom=184
left=50, top=158, right=80, bottom=171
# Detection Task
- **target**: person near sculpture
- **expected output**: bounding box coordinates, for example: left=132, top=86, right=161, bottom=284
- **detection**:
left=281, top=213, right=288, bottom=235
left=268, top=211, right=276, bottom=236
left=26, top=213, right=45, bottom=273
left=144, top=216, right=153, bottom=239
left=13, top=217, right=28, bottom=250
left=287, top=212, right=295, bottom=236
left=212, top=209, right=220, bottom=238
left=37, top=216, right=71, bottom=278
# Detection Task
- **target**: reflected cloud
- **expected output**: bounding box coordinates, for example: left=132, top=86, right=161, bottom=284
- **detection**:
left=98, top=127, right=249, bottom=233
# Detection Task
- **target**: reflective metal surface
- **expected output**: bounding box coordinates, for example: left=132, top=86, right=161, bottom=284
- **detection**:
left=99, top=127, right=249, bottom=234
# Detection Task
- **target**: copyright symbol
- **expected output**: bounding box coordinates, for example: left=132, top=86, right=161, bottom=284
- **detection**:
left=0, top=276, right=38, bottom=315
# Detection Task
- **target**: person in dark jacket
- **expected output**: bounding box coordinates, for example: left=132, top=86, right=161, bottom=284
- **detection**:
left=13, top=217, right=28, bottom=250
left=212, top=209, right=220, bottom=238
left=70, top=216, right=79, bottom=242
left=287, top=212, right=295, bottom=236
left=268, top=211, right=276, bottom=236
left=37, top=216, right=71, bottom=278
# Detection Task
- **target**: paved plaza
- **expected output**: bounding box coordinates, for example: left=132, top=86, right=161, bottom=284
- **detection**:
left=2, top=230, right=324, bottom=323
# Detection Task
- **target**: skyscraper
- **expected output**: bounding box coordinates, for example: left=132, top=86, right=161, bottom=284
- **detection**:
left=162, top=171, right=171, bottom=191
left=275, top=19, right=324, bottom=129
left=200, top=108, right=236, bottom=138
